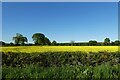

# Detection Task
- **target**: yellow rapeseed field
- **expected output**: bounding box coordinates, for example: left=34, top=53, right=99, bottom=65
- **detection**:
left=1, top=46, right=119, bottom=53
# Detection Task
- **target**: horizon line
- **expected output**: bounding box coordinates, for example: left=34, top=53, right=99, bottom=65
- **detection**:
left=1, top=39, right=119, bottom=44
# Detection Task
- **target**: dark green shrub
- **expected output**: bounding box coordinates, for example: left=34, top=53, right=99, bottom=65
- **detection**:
left=2, top=52, right=120, bottom=67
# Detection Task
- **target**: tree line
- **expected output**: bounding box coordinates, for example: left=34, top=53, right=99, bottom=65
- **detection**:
left=0, top=33, right=120, bottom=46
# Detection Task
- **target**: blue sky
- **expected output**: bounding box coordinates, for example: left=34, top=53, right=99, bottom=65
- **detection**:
left=2, top=2, right=118, bottom=43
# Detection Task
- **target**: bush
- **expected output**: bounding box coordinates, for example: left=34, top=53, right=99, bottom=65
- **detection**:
left=2, top=52, right=120, bottom=67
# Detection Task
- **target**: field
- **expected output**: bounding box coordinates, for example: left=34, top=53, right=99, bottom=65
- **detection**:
left=1, top=46, right=120, bottom=79
left=1, top=46, right=119, bottom=53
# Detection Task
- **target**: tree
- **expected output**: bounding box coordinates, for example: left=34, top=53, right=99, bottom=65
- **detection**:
left=70, top=40, right=75, bottom=46
left=20, top=37, right=28, bottom=45
left=52, top=40, right=57, bottom=46
left=89, top=40, right=97, bottom=46
left=111, top=41, right=115, bottom=46
left=10, top=42, right=14, bottom=46
left=0, top=41, right=5, bottom=46
left=32, top=33, right=51, bottom=45
left=32, top=33, right=45, bottom=45
left=104, top=38, right=110, bottom=46
left=13, top=33, right=28, bottom=45
left=44, top=37, right=51, bottom=45
left=114, top=40, right=120, bottom=46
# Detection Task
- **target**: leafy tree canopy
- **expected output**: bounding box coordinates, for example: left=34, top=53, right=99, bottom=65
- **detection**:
left=13, top=33, right=28, bottom=45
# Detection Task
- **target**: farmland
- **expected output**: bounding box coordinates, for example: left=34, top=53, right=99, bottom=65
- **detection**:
left=1, top=46, right=119, bottom=53
left=1, top=46, right=120, bottom=79
left=2, top=2, right=120, bottom=79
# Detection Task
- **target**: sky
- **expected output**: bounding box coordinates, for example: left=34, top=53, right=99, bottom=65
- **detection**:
left=2, top=2, right=118, bottom=43
left=2, top=0, right=120, bottom=2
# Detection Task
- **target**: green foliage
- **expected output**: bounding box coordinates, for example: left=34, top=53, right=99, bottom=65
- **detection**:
left=32, top=33, right=45, bottom=45
left=114, top=40, right=120, bottom=46
left=2, top=32, right=120, bottom=46
left=89, top=40, right=97, bottom=46
left=2, top=52, right=120, bottom=67
left=32, top=33, right=51, bottom=45
left=2, top=64, right=120, bottom=79
left=44, top=37, right=51, bottom=45
left=12, top=33, right=28, bottom=45
left=104, top=38, right=110, bottom=46
left=52, top=40, right=57, bottom=46
left=2, top=51, right=120, bottom=79
left=0, top=41, right=5, bottom=46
